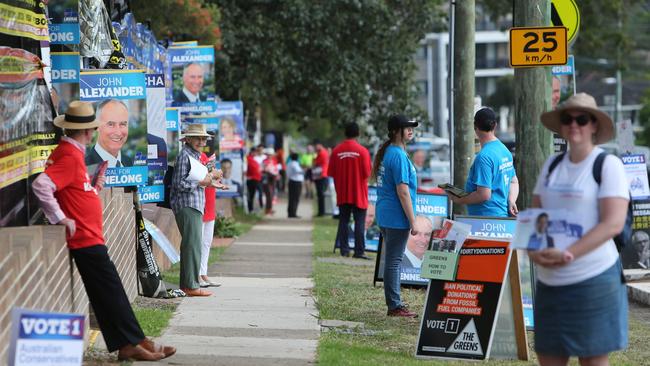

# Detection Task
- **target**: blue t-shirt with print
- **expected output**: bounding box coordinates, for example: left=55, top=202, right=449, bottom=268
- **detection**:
left=376, top=145, right=417, bottom=229
left=465, top=140, right=516, bottom=217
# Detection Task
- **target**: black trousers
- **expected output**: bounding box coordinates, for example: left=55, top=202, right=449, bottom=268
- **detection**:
left=288, top=180, right=303, bottom=217
left=314, top=178, right=328, bottom=216
left=70, top=245, right=145, bottom=352
left=336, top=204, right=367, bottom=256
left=263, top=177, right=276, bottom=211
left=246, top=179, right=262, bottom=212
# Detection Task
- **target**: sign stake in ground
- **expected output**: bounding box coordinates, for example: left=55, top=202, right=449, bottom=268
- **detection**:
left=509, top=26, right=567, bottom=68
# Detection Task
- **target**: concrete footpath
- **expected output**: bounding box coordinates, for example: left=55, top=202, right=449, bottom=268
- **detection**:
left=137, top=199, right=319, bottom=365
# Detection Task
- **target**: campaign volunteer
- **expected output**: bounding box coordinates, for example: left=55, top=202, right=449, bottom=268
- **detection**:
left=373, top=114, right=419, bottom=318
left=32, top=101, right=175, bottom=361
left=328, top=122, right=372, bottom=259
left=447, top=107, right=519, bottom=217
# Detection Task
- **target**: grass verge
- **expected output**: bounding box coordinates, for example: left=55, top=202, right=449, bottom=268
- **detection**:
left=312, top=215, right=650, bottom=365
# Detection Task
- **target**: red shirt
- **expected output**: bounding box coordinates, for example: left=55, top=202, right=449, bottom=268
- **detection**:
left=201, top=153, right=216, bottom=222
left=246, top=154, right=262, bottom=181
left=313, top=148, right=329, bottom=178
left=328, top=139, right=371, bottom=209
left=45, top=140, right=105, bottom=249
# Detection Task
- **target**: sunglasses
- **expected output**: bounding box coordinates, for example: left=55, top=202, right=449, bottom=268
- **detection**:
left=560, top=113, right=593, bottom=126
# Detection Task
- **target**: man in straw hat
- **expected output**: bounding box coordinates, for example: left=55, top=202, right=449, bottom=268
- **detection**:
left=171, top=123, right=222, bottom=296
left=32, top=101, right=175, bottom=361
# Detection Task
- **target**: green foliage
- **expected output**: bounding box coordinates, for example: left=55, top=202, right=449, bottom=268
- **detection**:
left=639, top=88, right=650, bottom=145
left=131, top=0, right=222, bottom=47
left=214, top=216, right=240, bottom=238
left=211, top=0, right=445, bottom=139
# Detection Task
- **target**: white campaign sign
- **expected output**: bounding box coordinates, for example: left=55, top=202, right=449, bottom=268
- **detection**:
left=447, top=318, right=484, bottom=356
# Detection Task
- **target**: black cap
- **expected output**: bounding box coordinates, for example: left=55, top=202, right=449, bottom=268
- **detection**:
left=474, top=107, right=497, bottom=124
left=388, top=114, right=418, bottom=131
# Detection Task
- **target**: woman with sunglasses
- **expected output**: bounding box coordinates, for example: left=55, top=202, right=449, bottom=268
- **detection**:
left=531, top=93, right=629, bottom=366
left=372, top=114, right=419, bottom=318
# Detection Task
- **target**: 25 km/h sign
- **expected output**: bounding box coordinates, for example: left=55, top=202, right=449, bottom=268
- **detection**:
left=509, top=26, right=567, bottom=68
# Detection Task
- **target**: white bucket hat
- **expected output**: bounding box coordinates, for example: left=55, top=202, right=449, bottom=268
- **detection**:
left=540, top=93, right=614, bottom=144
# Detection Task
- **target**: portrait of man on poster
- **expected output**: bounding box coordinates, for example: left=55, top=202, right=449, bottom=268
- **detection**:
left=86, top=99, right=133, bottom=168
left=173, top=63, right=207, bottom=104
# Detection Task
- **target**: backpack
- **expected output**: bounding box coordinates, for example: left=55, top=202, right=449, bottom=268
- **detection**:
left=546, top=151, right=633, bottom=252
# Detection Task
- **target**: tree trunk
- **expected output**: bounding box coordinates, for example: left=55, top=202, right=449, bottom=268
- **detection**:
left=452, top=0, right=475, bottom=216
left=514, top=0, right=553, bottom=211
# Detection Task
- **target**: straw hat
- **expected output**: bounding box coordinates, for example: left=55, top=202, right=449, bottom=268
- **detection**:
left=540, top=93, right=614, bottom=144
left=53, top=101, right=101, bottom=129
left=181, top=124, right=211, bottom=139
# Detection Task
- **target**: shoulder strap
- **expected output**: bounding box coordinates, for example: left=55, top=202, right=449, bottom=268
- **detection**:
left=546, top=152, right=565, bottom=180
left=592, top=152, right=608, bottom=185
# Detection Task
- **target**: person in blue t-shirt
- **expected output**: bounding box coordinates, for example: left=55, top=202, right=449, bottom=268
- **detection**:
left=372, top=114, right=419, bottom=318
left=447, top=107, right=519, bottom=217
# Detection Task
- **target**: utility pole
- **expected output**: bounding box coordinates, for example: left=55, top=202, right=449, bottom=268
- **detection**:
left=452, top=0, right=475, bottom=216
left=513, top=0, right=553, bottom=210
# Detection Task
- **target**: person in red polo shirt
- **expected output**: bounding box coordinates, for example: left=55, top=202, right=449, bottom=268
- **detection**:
left=313, top=142, right=330, bottom=216
left=328, top=122, right=372, bottom=259
left=32, top=101, right=175, bottom=361
left=245, top=147, right=263, bottom=212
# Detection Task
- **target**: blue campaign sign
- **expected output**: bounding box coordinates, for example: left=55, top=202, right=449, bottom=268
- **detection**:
left=454, top=215, right=517, bottom=239
left=79, top=70, right=146, bottom=101
left=552, top=55, right=575, bottom=75
left=166, top=108, right=180, bottom=131
left=174, top=101, right=217, bottom=113
left=138, top=185, right=164, bottom=203
left=9, top=308, right=84, bottom=366
left=415, top=193, right=448, bottom=217
left=168, top=46, right=215, bottom=64
left=49, top=23, right=80, bottom=44
left=51, top=53, right=79, bottom=83
left=184, top=114, right=219, bottom=125
left=104, top=166, right=148, bottom=187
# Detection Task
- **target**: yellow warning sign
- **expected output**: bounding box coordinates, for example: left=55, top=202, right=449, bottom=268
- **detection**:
left=551, top=0, right=580, bottom=45
left=509, top=27, right=567, bottom=68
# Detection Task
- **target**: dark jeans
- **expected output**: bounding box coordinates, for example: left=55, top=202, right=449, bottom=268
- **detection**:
left=380, top=227, right=410, bottom=310
left=263, top=175, right=276, bottom=211
left=71, top=245, right=145, bottom=352
left=336, top=204, right=367, bottom=256
left=246, top=179, right=262, bottom=212
left=315, top=178, right=328, bottom=216
left=288, top=180, right=303, bottom=217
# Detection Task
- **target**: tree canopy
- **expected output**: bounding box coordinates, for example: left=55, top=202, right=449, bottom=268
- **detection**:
left=211, top=0, right=445, bottom=140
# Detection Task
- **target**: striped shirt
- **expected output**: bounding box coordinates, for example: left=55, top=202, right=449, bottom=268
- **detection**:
left=171, top=144, right=205, bottom=214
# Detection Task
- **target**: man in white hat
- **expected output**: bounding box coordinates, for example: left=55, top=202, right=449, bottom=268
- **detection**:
left=171, top=124, right=222, bottom=296
left=32, top=101, right=175, bottom=361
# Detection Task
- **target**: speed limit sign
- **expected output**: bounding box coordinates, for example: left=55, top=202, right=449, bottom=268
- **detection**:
left=509, top=26, right=567, bottom=67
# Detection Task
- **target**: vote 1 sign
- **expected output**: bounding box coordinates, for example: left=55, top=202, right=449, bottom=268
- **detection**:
left=8, top=308, right=84, bottom=366
left=416, top=238, right=512, bottom=360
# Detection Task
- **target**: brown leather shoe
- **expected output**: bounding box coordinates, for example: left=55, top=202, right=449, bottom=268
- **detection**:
left=387, top=306, right=418, bottom=318
left=182, top=288, right=212, bottom=297
left=140, top=338, right=176, bottom=359
left=117, top=344, right=165, bottom=361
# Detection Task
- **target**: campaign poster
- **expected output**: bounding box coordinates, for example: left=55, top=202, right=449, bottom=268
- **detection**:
left=374, top=193, right=448, bottom=286
left=47, top=0, right=80, bottom=46
left=621, top=155, right=650, bottom=270
left=8, top=308, right=84, bottom=366
left=551, top=55, right=576, bottom=153
left=51, top=51, right=80, bottom=117
left=624, top=199, right=650, bottom=270
left=215, top=101, right=245, bottom=151
left=138, top=73, right=167, bottom=203
left=455, top=216, right=533, bottom=329
left=165, top=107, right=181, bottom=163
left=169, top=46, right=215, bottom=113
left=416, top=239, right=512, bottom=360
left=79, top=69, right=148, bottom=187
left=0, top=48, right=55, bottom=227
left=217, top=150, right=243, bottom=198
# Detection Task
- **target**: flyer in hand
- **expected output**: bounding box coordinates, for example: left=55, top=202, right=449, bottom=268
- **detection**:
left=420, top=219, right=471, bottom=281
left=511, top=208, right=570, bottom=250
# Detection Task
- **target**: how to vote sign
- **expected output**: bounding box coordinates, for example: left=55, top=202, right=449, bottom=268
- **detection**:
left=8, top=308, right=84, bottom=366
left=416, top=238, right=512, bottom=360
left=509, top=26, right=567, bottom=67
